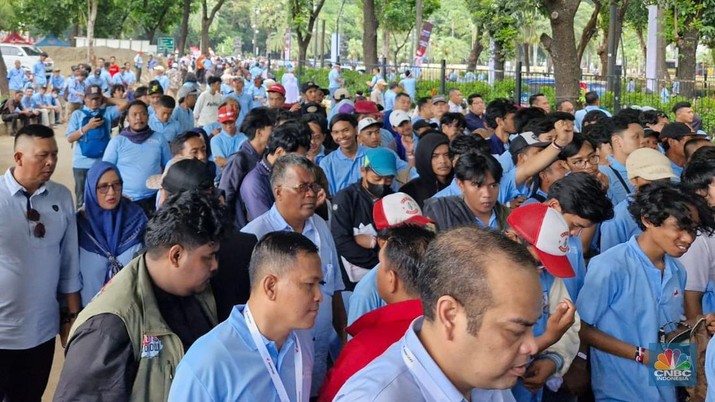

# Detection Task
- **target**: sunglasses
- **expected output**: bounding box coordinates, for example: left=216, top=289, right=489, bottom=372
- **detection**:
left=23, top=192, right=45, bottom=238
left=97, top=181, right=123, bottom=195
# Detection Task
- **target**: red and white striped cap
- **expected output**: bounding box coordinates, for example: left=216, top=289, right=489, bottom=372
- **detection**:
left=506, top=203, right=574, bottom=278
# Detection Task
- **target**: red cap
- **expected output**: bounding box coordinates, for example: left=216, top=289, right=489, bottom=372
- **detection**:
left=354, top=100, right=380, bottom=115
left=506, top=203, right=574, bottom=278
left=267, top=84, right=286, bottom=96
left=373, top=193, right=435, bottom=230
left=218, top=105, right=237, bottom=123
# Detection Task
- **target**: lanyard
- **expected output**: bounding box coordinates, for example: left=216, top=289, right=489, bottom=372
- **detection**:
left=243, top=305, right=303, bottom=402
left=400, top=339, right=456, bottom=402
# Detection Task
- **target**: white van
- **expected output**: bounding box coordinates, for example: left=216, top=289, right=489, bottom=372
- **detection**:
left=1, top=44, right=54, bottom=78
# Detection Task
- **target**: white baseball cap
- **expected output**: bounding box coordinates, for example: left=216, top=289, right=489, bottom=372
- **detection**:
left=373, top=192, right=435, bottom=230
left=389, top=110, right=411, bottom=128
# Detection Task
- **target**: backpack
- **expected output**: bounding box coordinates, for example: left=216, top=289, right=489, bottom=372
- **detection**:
left=78, top=108, right=110, bottom=158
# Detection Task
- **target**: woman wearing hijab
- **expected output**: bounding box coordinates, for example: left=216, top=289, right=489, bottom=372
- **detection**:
left=77, top=161, right=148, bottom=306
left=399, top=132, right=454, bottom=207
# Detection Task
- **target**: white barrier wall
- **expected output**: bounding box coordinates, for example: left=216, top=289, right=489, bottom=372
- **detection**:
left=74, top=37, right=157, bottom=54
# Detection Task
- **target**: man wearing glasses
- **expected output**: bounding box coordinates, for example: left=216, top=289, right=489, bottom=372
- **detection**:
left=0, top=124, right=81, bottom=401
left=242, top=154, right=346, bottom=398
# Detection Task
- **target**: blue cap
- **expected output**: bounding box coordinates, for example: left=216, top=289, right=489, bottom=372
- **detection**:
left=364, top=148, right=398, bottom=177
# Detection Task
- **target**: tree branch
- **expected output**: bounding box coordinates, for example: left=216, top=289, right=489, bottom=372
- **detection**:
left=576, top=0, right=601, bottom=64
left=540, top=33, right=553, bottom=54
left=208, top=0, right=227, bottom=23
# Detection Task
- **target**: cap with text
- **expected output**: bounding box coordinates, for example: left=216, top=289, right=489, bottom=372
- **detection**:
left=373, top=192, right=435, bottom=230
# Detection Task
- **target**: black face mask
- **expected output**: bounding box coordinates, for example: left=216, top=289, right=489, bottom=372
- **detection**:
left=366, top=182, right=387, bottom=198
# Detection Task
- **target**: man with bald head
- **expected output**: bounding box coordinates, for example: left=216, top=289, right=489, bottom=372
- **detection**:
left=0, top=125, right=81, bottom=401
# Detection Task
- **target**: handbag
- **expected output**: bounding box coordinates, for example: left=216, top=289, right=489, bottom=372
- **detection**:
left=661, top=317, right=709, bottom=402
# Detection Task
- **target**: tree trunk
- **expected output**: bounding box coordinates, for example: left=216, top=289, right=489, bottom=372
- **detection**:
left=298, top=36, right=310, bottom=70
left=363, top=0, right=379, bottom=68
left=466, top=34, right=484, bottom=71
left=676, top=24, right=700, bottom=98
left=493, top=40, right=505, bottom=81
left=201, top=0, right=227, bottom=54
left=0, top=56, right=8, bottom=96
left=540, top=0, right=581, bottom=104
left=178, top=0, right=192, bottom=55
left=636, top=28, right=647, bottom=74
left=383, top=28, right=391, bottom=67
left=576, top=0, right=601, bottom=65
left=523, top=43, right=530, bottom=73
left=87, top=0, right=98, bottom=64
left=597, top=38, right=608, bottom=77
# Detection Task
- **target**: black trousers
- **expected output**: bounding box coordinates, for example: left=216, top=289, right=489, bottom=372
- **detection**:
left=0, top=338, right=55, bottom=402
left=1, top=113, right=30, bottom=135
left=73, top=168, right=89, bottom=209
left=133, top=196, right=157, bottom=218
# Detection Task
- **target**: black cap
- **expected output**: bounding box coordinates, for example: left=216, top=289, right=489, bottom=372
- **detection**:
left=301, top=81, right=320, bottom=93
left=659, top=122, right=695, bottom=140
left=413, top=120, right=438, bottom=131
left=509, top=132, right=550, bottom=155
left=157, top=159, right=214, bottom=194
left=148, top=80, right=164, bottom=95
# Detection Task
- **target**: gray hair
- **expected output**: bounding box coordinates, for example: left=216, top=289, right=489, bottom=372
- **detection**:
left=270, top=154, right=315, bottom=188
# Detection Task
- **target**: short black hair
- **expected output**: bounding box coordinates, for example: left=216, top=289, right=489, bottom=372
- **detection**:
left=449, top=134, right=490, bottom=158
left=248, top=231, right=319, bottom=287
left=613, top=108, right=641, bottom=126
left=467, top=93, right=483, bottom=105
left=582, top=119, right=615, bottom=147
left=145, top=190, right=230, bottom=258
left=639, top=110, right=668, bottom=127
left=395, top=92, right=411, bottom=103
left=440, top=113, right=465, bottom=128
left=547, top=172, right=614, bottom=224
left=528, top=93, right=545, bottom=107
left=582, top=110, right=609, bottom=127
left=14, top=124, right=55, bottom=149
left=417, top=97, right=432, bottom=110
left=485, top=98, right=517, bottom=130
left=127, top=100, right=148, bottom=112
left=382, top=225, right=436, bottom=296
left=207, top=76, right=222, bottom=86
left=329, top=113, right=358, bottom=130
left=559, top=132, right=595, bottom=160
left=170, top=131, right=203, bottom=156
left=156, top=95, right=176, bottom=110
left=684, top=138, right=712, bottom=161
left=455, top=151, right=503, bottom=185
left=584, top=91, right=599, bottom=105
left=241, top=107, right=276, bottom=140
left=266, top=121, right=312, bottom=155
left=556, top=99, right=574, bottom=111
left=134, top=86, right=149, bottom=98
left=110, top=84, right=125, bottom=97
left=301, top=113, right=327, bottom=136
left=672, top=101, right=692, bottom=114
left=682, top=147, right=715, bottom=192
left=628, top=181, right=715, bottom=236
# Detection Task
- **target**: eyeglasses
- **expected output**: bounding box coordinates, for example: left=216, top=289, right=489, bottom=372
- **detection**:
left=97, top=181, right=123, bottom=195
left=22, top=192, right=45, bottom=238
left=280, top=182, right=322, bottom=195
left=569, top=155, right=600, bottom=169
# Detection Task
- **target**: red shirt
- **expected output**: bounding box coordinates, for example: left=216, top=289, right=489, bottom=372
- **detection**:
left=318, top=299, right=423, bottom=402
left=109, top=64, right=120, bottom=77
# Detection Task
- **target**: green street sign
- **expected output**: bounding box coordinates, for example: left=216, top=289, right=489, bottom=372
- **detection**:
left=157, top=37, right=175, bottom=53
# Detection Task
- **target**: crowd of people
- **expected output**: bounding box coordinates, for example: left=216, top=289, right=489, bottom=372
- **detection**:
left=2, top=51, right=715, bottom=402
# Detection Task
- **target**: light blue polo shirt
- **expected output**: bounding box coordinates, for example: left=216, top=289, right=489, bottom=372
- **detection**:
left=242, top=205, right=345, bottom=395
left=706, top=335, right=715, bottom=401
left=171, top=105, right=194, bottom=133
left=432, top=178, right=462, bottom=198
left=319, top=145, right=369, bottom=196
left=7, top=67, right=25, bottom=91
left=33, top=61, right=47, bottom=86
left=78, top=243, right=143, bottom=307
left=210, top=130, right=248, bottom=160
left=149, top=113, right=183, bottom=142
left=346, top=264, right=386, bottom=326
left=670, top=160, right=683, bottom=180
left=499, top=168, right=531, bottom=205
left=497, top=151, right=515, bottom=173
left=168, top=305, right=314, bottom=401
left=102, top=131, right=172, bottom=201
left=562, top=236, right=587, bottom=300
left=328, top=69, right=341, bottom=90
left=66, top=105, right=121, bottom=169
left=599, top=156, right=634, bottom=205
left=600, top=196, right=641, bottom=253
left=335, top=317, right=516, bottom=401
left=576, top=236, right=684, bottom=402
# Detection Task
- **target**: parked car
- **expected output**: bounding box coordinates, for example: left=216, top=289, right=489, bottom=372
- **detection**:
left=1, top=44, right=54, bottom=79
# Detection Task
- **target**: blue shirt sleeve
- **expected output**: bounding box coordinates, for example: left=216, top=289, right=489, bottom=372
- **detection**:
left=102, top=137, right=120, bottom=165
left=168, top=365, right=215, bottom=402
left=576, top=255, right=619, bottom=326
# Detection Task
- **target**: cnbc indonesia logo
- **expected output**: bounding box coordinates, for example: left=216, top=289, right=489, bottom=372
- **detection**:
left=653, top=348, right=692, bottom=382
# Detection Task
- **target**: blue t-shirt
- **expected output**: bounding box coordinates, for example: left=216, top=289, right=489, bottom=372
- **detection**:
left=499, top=168, right=531, bottom=205
left=210, top=131, right=248, bottom=160
left=7, top=67, right=25, bottom=91
left=562, top=236, right=587, bottom=300
left=600, top=196, right=641, bottom=253
left=168, top=305, right=314, bottom=401
left=599, top=156, right=634, bottom=206
left=171, top=105, right=194, bottom=133
left=148, top=114, right=183, bottom=142
left=66, top=105, right=121, bottom=169
left=346, top=264, right=385, bottom=326
left=399, top=77, right=417, bottom=101
left=576, top=236, right=684, bottom=402
left=102, top=131, right=172, bottom=200
left=319, top=146, right=369, bottom=196
left=33, top=61, right=47, bottom=86
left=328, top=69, right=342, bottom=89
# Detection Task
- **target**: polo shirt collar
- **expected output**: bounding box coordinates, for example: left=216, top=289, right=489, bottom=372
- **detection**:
left=231, top=305, right=298, bottom=360
left=267, top=204, right=316, bottom=236
left=4, top=168, right=47, bottom=197
left=338, top=145, right=367, bottom=161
